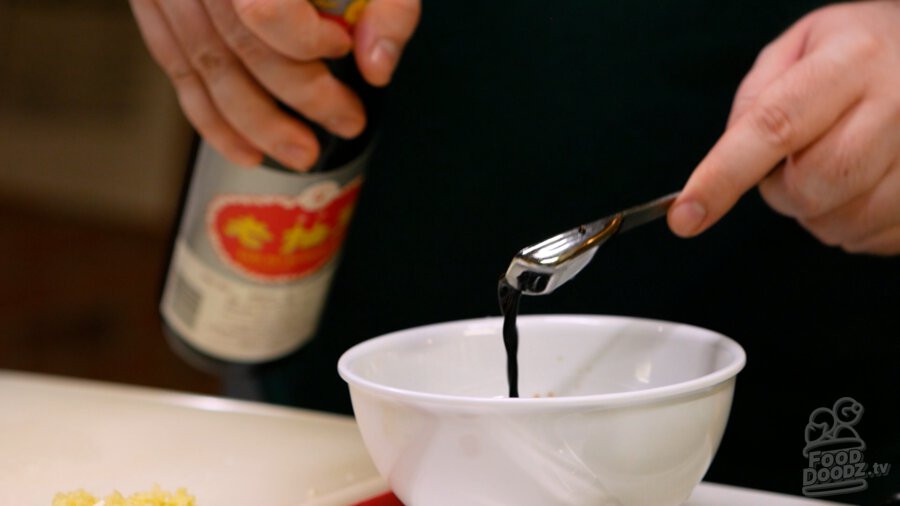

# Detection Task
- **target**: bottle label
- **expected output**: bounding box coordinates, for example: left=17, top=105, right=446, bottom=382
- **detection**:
left=207, top=177, right=360, bottom=281
left=161, top=143, right=366, bottom=362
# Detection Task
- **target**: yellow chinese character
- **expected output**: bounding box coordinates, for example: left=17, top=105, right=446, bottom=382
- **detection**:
left=281, top=222, right=330, bottom=254
left=224, top=215, right=273, bottom=250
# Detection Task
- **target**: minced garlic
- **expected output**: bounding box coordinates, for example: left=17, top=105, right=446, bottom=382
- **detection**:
left=52, top=485, right=195, bottom=506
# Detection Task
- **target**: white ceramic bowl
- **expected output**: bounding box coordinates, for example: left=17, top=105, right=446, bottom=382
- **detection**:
left=338, top=315, right=746, bottom=506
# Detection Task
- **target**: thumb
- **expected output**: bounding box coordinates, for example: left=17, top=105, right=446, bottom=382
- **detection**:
left=354, top=0, right=421, bottom=86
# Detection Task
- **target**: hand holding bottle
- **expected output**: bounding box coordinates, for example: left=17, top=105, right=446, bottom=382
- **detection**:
left=129, top=0, right=421, bottom=172
left=669, top=1, right=900, bottom=255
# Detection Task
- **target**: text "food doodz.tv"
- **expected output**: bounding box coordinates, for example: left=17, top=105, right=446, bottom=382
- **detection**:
left=802, top=397, right=892, bottom=498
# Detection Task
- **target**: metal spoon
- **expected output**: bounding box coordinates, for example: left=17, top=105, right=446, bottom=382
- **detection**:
left=503, top=192, right=680, bottom=295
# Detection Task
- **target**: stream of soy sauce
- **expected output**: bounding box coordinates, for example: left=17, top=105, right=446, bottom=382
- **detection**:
left=497, top=279, right=523, bottom=398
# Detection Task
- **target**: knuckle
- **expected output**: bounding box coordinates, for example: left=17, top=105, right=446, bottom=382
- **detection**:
left=748, top=101, right=797, bottom=152
left=165, top=62, right=199, bottom=86
left=228, top=31, right=267, bottom=63
left=847, top=31, right=882, bottom=61
left=190, top=47, right=234, bottom=81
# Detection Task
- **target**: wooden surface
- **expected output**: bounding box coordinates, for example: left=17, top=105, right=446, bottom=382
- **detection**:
left=0, top=204, right=218, bottom=395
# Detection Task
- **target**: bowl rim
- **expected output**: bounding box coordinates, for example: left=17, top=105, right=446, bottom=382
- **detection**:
left=338, top=314, right=746, bottom=410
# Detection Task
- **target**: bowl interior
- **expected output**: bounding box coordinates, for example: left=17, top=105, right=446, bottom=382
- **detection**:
left=340, top=315, right=744, bottom=402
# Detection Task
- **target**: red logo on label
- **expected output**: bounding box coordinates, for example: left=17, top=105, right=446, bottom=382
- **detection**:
left=207, top=178, right=361, bottom=282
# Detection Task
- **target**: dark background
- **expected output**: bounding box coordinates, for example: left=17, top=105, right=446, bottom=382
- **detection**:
left=264, top=1, right=899, bottom=503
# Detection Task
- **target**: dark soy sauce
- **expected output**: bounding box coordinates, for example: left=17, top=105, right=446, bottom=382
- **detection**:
left=498, top=279, right=523, bottom=398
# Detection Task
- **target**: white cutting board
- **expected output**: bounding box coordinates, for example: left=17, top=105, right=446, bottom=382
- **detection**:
left=0, top=370, right=845, bottom=506
left=0, top=370, right=386, bottom=506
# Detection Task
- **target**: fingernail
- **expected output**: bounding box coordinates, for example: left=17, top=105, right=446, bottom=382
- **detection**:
left=369, top=38, right=399, bottom=72
left=670, top=200, right=707, bottom=237
left=275, top=142, right=312, bottom=170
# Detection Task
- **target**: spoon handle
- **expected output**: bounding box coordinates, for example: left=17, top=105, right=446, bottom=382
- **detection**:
left=618, top=191, right=680, bottom=234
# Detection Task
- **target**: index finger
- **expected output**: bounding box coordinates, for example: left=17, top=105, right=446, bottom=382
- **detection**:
left=669, top=41, right=868, bottom=237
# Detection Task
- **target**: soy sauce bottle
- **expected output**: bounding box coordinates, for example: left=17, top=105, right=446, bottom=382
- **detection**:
left=160, top=1, right=379, bottom=399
